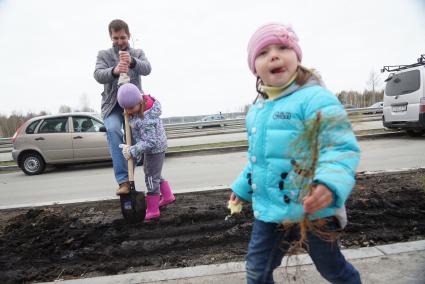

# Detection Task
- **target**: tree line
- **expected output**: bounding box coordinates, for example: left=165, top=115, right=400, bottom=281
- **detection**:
left=0, top=90, right=383, bottom=138
left=0, top=105, right=95, bottom=138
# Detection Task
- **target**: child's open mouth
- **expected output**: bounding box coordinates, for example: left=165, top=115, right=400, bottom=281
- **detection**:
left=270, top=67, right=285, bottom=74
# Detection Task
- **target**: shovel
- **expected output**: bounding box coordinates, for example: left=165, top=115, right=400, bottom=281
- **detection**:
left=119, top=112, right=146, bottom=223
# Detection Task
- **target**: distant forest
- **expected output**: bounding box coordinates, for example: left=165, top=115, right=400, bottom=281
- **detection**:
left=0, top=89, right=384, bottom=138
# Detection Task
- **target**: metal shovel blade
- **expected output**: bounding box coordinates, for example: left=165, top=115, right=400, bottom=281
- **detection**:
left=120, top=181, right=146, bottom=223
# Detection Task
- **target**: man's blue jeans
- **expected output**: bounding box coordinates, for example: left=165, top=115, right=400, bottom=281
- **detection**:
left=246, top=219, right=361, bottom=284
left=103, top=104, right=128, bottom=185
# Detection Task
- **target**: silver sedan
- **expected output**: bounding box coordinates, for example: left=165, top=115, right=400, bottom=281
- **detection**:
left=12, top=113, right=111, bottom=175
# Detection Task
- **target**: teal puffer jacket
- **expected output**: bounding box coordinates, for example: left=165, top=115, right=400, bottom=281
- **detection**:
left=231, top=85, right=360, bottom=225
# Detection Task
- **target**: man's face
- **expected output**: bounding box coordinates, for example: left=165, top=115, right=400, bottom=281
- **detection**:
left=110, top=29, right=130, bottom=50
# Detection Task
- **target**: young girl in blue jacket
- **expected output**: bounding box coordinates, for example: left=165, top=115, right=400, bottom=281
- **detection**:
left=229, top=23, right=362, bottom=283
left=117, top=83, right=175, bottom=221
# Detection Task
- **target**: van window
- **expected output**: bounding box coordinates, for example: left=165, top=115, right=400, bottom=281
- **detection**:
left=385, top=70, right=420, bottom=96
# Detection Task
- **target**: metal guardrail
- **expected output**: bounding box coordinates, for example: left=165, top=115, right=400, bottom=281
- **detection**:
left=0, top=138, right=12, bottom=147
left=0, top=108, right=382, bottom=149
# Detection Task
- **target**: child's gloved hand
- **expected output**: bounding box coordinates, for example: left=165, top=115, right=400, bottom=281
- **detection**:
left=228, top=192, right=243, bottom=215
left=119, top=144, right=132, bottom=160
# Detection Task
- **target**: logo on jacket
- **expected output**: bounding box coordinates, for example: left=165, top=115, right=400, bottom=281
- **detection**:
left=273, top=112, right=292, bottom=120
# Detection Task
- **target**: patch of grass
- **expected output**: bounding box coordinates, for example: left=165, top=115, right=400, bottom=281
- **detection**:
left=418, top=175, right=425, bottom=192
left=355, top=129, right=400, bottom=136
left=0, top=160, right=16, bottom=166
left=167, top=140, right=248, bottom=152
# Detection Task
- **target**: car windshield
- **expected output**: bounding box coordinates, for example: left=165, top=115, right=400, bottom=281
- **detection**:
left=385, top=70, right=420, bottom=96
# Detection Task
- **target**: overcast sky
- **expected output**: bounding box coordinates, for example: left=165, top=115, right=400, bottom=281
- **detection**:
left=0, top=0, right=424, bottom=118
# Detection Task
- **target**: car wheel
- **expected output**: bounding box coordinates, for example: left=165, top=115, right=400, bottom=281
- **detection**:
left=197, top=125, right=203, bottom=129
left=21, top=152, right=46, bottom=175
left=406, top=130, right=425, bottom=137
left=220, top=123, right=224, bottom=127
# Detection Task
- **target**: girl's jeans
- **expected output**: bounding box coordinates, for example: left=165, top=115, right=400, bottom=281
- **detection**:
left=246, top=219, right=361, bottom=284
left=103, top=104, right=128, bottom=185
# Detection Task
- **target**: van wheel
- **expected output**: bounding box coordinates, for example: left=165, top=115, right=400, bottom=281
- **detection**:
left=21, top=152, right=46, bottom=175
left=406, top=130, right=424, bottom=137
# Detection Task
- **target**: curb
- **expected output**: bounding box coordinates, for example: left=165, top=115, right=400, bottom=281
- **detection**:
left=0, top=165, right=18, bottom=171
left=39, top=240, right=425, bottom=284
left=1, top=167, right=423, bottom=211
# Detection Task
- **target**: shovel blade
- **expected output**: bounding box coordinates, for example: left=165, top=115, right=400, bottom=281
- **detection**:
left=120, top=182, right=146, bottom=223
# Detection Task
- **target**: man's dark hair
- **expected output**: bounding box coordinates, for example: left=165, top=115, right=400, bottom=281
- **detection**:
left=108, top=19, right=130, bottom=36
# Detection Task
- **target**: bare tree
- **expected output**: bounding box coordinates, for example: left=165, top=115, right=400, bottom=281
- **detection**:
left=367, top=70, right=381, bottom=92
left=0, top=111, right=49, bottom=137
left=79, top=93, right=95, bottom=112
left=58, top=105, right=72, bottom=113
left=367, top=70, right=381, bottom=104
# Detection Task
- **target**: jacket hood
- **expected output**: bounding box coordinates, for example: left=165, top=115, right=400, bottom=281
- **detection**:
left=144, top=98, right=162, bottom=119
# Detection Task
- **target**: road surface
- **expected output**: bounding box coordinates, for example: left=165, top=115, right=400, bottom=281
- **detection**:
left=0, top=136, right=424, bottom=208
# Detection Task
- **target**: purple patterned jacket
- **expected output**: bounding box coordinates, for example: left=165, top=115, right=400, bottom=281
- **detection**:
left=128, top=97, right=167, bottom=157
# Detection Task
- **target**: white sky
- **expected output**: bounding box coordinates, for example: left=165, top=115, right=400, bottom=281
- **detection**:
left=0, top=0, right=424, bottom=118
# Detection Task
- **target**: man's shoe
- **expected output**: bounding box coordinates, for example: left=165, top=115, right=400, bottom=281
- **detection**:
left=116, top=182, right=130, bottom=195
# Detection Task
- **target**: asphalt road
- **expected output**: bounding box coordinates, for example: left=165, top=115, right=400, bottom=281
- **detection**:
left=0, top=136, right=424, bottom=209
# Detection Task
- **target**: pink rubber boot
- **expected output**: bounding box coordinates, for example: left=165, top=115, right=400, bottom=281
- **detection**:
left=159, top=180, right=176, bottom=208
left=145, top=195, right=160, bottom=221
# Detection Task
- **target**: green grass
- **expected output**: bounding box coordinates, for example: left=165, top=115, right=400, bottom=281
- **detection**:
left=0, top=160, right=17, bottom=166
left=419, top=175, right=425, bottom=193
left=167, top=140, right=248, bottom=152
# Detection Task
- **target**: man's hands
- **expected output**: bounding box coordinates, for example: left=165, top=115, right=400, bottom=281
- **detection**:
left=119, top=144, right=132, bottom=160
left=303, top=184, right=333, bottom=214
left=113, top=51, right=131, bottom=75
left=119, top=51, right=132, bottom=65
left=113, top=62, right=129, bottom=75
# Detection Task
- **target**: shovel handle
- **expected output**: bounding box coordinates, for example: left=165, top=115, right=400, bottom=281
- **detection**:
left=124, top=112, right=134, bottom=182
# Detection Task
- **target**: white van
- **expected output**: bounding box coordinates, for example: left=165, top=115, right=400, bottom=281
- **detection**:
left=382, top=54, right=425, bottom=136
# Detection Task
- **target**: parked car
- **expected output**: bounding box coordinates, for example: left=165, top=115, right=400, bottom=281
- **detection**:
left=12, top=113, right=110, bottom=175
left=382, top=55, right=425, bottom=137
left=363, top=101, right=384, bottom=114
left=195, top=114, right=226, bottom=129
left=343, top=104, right=356, bottom=110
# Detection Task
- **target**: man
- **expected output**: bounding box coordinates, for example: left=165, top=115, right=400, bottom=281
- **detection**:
left=94, top=19, right=151, bottom=195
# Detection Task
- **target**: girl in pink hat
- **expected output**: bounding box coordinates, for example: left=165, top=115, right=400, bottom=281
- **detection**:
left=229, top=23, right=361, bottom=283
left=117, top=83, right=175, bottom=221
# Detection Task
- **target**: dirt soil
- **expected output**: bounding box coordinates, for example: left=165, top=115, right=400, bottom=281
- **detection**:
left=1, top=169, right=425, bottom=283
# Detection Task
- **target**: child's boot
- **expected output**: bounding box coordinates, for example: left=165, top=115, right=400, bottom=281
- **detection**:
left=159, top=180, right=176, bottom=208
left=145, top=194, right=160, bottom=221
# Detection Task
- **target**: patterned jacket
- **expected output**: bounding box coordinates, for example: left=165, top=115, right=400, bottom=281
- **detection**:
left=231, top=82, right=360, bottom=227
left=93, top=45, right=151, bottom=118
left=128, top=97, right=167, bottom=156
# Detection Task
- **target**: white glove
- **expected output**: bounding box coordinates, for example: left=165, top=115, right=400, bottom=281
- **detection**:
left=118, top=73, right=130, bottom=86
left=119, top=144, right=132, bottom=160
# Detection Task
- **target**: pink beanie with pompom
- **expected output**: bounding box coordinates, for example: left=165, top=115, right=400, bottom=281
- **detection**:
left=247, top=23, right=302, bottom=74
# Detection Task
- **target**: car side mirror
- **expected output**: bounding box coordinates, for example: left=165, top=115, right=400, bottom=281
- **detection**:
left=99, top=126, right=107, bottom=132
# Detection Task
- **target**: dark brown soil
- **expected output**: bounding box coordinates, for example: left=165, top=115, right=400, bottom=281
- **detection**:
left=1, top=169, right=424, bottom=283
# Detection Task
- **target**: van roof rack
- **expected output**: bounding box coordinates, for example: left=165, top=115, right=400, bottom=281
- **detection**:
left=381, top=54, right=425, bottom=73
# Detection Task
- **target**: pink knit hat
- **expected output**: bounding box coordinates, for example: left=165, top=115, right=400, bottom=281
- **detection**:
left=117, top=83, right=143, bottom=109
left=247, top=23, right=302, bottom=74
